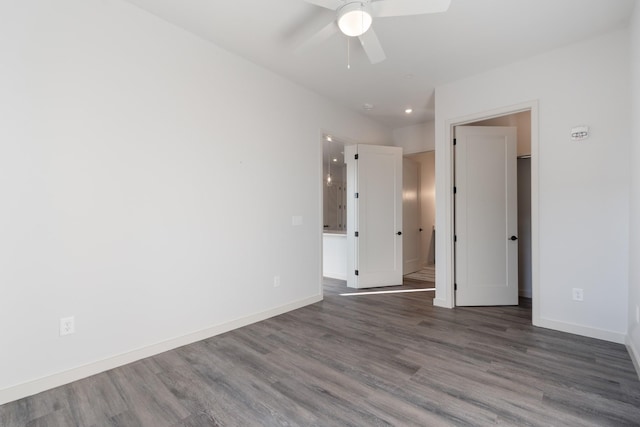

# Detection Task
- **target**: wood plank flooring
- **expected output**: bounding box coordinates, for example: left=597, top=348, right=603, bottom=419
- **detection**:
left=2, top=278, right=640, bottom=426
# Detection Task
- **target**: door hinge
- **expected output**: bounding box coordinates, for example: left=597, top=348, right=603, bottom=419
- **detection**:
left=453, top=186, right=457, bottom=194
left=454, top=235, right=457, bottom=242
left=454, top=283, right=458, bottom=291
left=355, top=231, right=359, bottom=237
left=355, top=270, right=359, bottom=276
left=355, top=192, right=359, bottom=199
left=453, top=138, right=457, bottom=145
left=354, top=154, right=359, bottom=160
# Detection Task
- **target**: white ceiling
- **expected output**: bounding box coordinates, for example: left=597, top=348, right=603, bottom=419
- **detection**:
left=123, top=0, right=635, bottom=129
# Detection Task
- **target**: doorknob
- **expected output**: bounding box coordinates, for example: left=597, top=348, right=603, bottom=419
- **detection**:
left=397, top=231, right=402, bottom=236
left=510, top=235, right=518, bottom=241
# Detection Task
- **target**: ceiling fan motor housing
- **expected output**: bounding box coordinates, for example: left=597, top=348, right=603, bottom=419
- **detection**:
left=337, top=1, right=373, bottom=37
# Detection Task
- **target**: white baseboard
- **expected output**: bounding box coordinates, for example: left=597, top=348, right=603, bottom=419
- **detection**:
left=627, top=335, right=640, bottom=380
left=0, top=294, right=322, bottom=406
left=536, top=317, right=626, bottom=344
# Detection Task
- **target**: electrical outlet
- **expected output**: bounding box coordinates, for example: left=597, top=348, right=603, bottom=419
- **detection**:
left=273, top=276, right=281, bottom=288
left=59, top=316, right=75, bottom=336
left=572, top=288, right=584, bottom=302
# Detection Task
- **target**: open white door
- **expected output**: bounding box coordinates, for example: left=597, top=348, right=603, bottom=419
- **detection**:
left=403, top=157, right=421, bottom=274
left=346, top=144, right=403, bottom=289
left=455, top=126, right=518, bottom=306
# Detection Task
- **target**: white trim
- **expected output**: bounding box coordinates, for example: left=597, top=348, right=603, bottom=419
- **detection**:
left=324, top=272, right=347, bottom=280
left=340, top=288, right=435, bottom=296
left=537, top=317, right=626, bottom=344
left=439, top=100, right=539, bottom=325
left=0, top=294, right=322, bottom=406
left=628, top=335, right=640, bottom=380
left=529, top=104, right=540, bottom=327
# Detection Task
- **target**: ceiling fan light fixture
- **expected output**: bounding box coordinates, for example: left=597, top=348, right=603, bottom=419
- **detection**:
left=337, top=2, right=372, bottom=37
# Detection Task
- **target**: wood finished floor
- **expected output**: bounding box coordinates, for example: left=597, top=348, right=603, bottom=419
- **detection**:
left=2, top=278, right=640, bottom=426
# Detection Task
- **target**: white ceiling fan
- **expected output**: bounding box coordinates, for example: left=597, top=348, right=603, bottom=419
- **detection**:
left=297, top=0, right=451, bottom=64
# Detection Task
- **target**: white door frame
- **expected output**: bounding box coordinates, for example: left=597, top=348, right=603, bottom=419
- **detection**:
left=436, top=100, right=540, bottom=326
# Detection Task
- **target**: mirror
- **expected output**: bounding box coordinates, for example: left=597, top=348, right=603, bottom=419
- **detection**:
left=323, top=136, right=347, bottom=233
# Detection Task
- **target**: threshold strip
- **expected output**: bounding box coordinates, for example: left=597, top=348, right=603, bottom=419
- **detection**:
left=340, top=288, right=435, bottom=296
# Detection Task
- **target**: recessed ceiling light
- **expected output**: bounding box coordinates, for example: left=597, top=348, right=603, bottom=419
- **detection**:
left=362, top=103, right=374, bottom=111
left=405, top=108, right=413, bottom=114
left=333, top=158, right=338, bottom=162
left=326, top=135, right=332, bottom=142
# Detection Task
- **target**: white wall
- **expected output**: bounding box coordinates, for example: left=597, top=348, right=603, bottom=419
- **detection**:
left=0, top=0, right=390, bottom=403
left=435, top=29, right=630, bottom=343
left=392, top=121, right=435, bottom=154
left=470, top=111, right=532, bottom=156
left=628, top=2, right=640, bottom=373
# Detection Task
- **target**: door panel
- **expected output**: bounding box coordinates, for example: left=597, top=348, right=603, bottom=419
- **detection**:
left=346, top=144, right=403, bottom=288
left=455, top=126, right=518, bottom=306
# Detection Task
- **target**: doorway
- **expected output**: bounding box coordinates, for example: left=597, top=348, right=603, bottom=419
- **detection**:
left=444, top=100, right=540, bottom=325
left=402, top=151, right=436, bottom=283
left=321, top=134, right=348, bottom=281
left=461, top=111, right=532, bottom=303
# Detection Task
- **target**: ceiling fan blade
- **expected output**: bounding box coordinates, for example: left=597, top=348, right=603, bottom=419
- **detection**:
left=371, top=0, right=451, bottom=18
left=302, top=0, right=343, bottom=10
left=295, top=20, right=340, bottom=54
left=358, top=28, right=386, bottom=64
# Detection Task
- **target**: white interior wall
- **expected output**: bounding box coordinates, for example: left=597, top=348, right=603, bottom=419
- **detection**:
left=435, top=29, right=630, bottom=343
left=0, top=0, right=391, bottom=403
left=470, top=111, right=532, bottom=156
left=628, top=2, right=640, bottom=373
left=392, top=121, right=435, bottom=154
